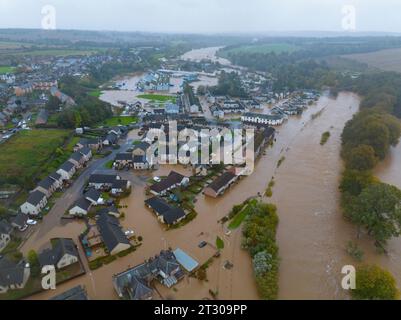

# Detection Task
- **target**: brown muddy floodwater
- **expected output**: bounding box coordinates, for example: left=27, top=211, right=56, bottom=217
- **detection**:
left=26, top=92, right=365, bottom=300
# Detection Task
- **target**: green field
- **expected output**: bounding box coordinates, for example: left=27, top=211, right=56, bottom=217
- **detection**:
left=0, top=129, right=70, bottom=186
left=0, top=66, right=15, bottom=74
left=228, top=199, right=258, bottom=230
left=222, top=43, right=301, bottom=56
left=13, top=49, right=98, bottom=57
left=137, top=94, right=176, bottom=103
left=88, top=89, right=102, bottom=98
left=101, top=116, right=138, bottom=127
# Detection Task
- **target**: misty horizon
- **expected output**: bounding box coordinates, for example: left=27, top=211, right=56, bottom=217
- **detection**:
left=0, top=0, right=401, bottom=34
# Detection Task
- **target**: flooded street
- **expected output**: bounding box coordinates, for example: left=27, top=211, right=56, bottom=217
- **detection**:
left=181, top=46, right=231, bottom=66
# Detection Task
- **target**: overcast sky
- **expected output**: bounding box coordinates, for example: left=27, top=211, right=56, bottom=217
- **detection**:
left=0, top=0, right=400, bottom=34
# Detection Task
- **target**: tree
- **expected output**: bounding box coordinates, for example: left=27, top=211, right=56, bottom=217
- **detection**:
left=27, top=250, right=40, bottom=277
left=340, top=169, right=377, bottom=197
left=352, top=265, right=399, bottom=300
left=349, top=183, right=401, bottom=249
left=345, top=144, right=378, bottom=171
left=253, top=251, right=273, bottom=276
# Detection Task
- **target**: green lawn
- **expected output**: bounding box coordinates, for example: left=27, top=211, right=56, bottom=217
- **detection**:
left=0, top=66, right=15, bottom=74
left=88, top=89, right=102, bottom=98
left=101, top=116, right=138, bottom=127
left=228, top=199, right=258, bottom=230
left=216, top=236, right=225, bottom=250
left=0, top=129, right=70, bottom=186
left=13, top=49, right=98, bottom=57
left=137, top=94, right=176, bottom=103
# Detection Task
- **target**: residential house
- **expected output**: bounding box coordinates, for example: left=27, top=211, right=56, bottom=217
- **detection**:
left=69, top=151, right=86, bottom=168
left=145, top=197, right=187, bottom=226
left=0, top=257, right=30, bottom=294
left=114, top=153, right=133, bottom=168
left=49, top=172, right=63, bottom=188
left=10, top=213, right=28, bottom=232
left=34, top=176, right=59, bottom=198
left=112, top=250, right=184, bottom=299
left=193, top=164, right=209, bottom=177
left=20, top=190, right=47, bottom=216
left=74, top=138, right=102, bottom=151
left=149, top=171, right=189, bottom=196
left=0, top=220, right=12, bottom=252
left=38, top=238, right=79, bottom=270
left=88, top=174, right=121, bottom=190
left=111, top=179, right=131, bottom=196
left=97, top=206, right=121, bottom=218
left=57, top=160, right=77, bottom=180
left=84, top=188, right=102, bottom=206
left=79, top=147, right=92, bottom=162
left=204, top=171, right=239, bottom=198
left=132, top=141, right=150, bottom=157
left=96, top=212, right=131, bottom=255
left=69, top=197, right=93, bottom=216
left=103, top=132, right=118, bottom=146
left=241, top=112, right=284, bottom=126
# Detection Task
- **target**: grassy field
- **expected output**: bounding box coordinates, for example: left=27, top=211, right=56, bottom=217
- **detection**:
left=13, top=49, right=98, bottom=57
left=101, top=116, right=138, bottom=127
left=0, top=129, right=70, bottom=186
left=137, top=94, right=176, bottom=103
left=343, top=48, right=401, bottom=73
left=0, top=66, right=15, bottom=74
left=221, top=43, right=301, bottom=56
left=88, top=89, right=102, bottom=98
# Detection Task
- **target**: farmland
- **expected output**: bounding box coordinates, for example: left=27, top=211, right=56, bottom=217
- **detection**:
left=0, top=129, right=70, bottom=187
left=0, top=66, right=15, bottom=74
left=343, top=47, right=401, bottom=73
left=100, top=116, right=138, bottom=127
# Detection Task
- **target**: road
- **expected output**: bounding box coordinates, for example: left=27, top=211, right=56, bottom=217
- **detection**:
left=32, top=136, right=134, bottom=239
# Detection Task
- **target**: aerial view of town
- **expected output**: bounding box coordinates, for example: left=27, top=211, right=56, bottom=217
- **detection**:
left=1, top=0, right=401, bottom=307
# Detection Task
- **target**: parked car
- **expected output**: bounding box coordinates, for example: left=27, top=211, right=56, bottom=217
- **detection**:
left=198, top=241, right=207, bottom=248
left=153, top=176, right=161, bottom=182
left=27, top=219, right=37, bottom=226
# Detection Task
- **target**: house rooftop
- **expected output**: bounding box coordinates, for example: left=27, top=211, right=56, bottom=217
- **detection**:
left=26, top=190, right=46, bottom=206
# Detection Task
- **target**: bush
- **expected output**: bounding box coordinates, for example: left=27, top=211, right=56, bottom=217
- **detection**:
left=352, top=265, right=399, bottom=300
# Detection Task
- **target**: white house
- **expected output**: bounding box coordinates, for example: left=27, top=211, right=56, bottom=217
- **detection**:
left=20, top=190, right=48, bottom=216
left=241, top=112, right=284, bottom=126
left=57, top=160, right=77, bottom=180
left=69, top=198, right=92, bottom=216
left=38, top=238, right=79, bottom=270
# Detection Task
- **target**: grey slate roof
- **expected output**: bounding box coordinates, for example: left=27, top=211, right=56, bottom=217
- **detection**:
left=149, top=171, right=186, bottom=194
left=59, top=160, right=75, bottom=172
left=96, top=212, right=130, bottom=253
left=50, top=285, right=88, bottom=300
left=88, top=174, right=118, bottom=184
left=38, top=238, right=79, bottom=268
left=207, top=172, right=237, bottom=193
left=145, top=197, right=186, bottom=225
left=26, top=190, right=46, bottom=206
left=0, top=257, right=27, bottom=287
left=37, top=176, right=56, bottom=190
left=71, top=197, right=92, bottom=211
left=0, top=219, right=12, bottom=235
left=84, top=188, right=101, bottom=203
